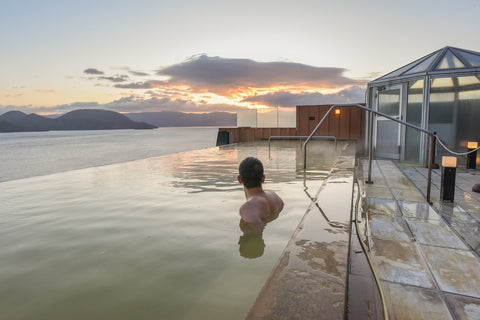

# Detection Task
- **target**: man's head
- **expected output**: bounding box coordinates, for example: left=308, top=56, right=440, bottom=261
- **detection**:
left=238, top=157, right=265, bottom=189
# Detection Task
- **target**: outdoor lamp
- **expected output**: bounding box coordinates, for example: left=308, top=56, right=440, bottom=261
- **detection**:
left=440, top=156, right=457, bottom=202
left=335, top=108, right=341, bottom=116
left=467, top=141, right=478, bottom=169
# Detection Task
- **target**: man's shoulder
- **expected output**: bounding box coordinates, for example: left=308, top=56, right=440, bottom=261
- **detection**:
left=239, top=200, right=264, bottom=224
left=265, top=190, right=284, bottom=204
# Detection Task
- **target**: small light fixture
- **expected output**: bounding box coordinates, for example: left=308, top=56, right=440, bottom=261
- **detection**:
left=441, top=156, right=457, bottom=202
left=467, top=141, right=478, bottom=149
left=467, top=141, right=478, bottom=169
left=442, top=156, right=457, bottom=168
left=335, top=108, right=341, bottom=116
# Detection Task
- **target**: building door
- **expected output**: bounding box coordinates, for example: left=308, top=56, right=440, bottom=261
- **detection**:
left=374, top=86, right=402, bottom=159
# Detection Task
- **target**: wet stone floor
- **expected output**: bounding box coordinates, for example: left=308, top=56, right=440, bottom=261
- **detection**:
left=351, top=159, right=480, bottom=320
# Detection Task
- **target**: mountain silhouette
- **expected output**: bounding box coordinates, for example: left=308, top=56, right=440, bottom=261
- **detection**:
left=0, top=109, right=157, bottom=132
left=126, top=111, right=236, bottom=127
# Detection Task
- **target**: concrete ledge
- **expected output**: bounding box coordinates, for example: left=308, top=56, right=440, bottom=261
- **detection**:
left=245, top=142, right=356, bottom=320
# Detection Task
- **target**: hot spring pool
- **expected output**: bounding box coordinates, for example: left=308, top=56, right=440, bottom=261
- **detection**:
left=0, top=140, right=339, bottom=320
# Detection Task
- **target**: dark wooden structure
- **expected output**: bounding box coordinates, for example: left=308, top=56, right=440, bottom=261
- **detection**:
left=217, top=127, right=297, bottom=144
left=296, top=104, right=365, bottom=140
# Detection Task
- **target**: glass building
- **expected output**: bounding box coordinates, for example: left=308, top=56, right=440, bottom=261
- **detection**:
left=366, top=46, right=480, bottom=165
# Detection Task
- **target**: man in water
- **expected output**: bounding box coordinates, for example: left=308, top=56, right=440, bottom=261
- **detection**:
left=237, top=157, right=284, bottom=224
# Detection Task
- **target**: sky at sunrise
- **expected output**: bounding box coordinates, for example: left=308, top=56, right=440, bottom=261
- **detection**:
left=1, top=0, right=479, bottom=115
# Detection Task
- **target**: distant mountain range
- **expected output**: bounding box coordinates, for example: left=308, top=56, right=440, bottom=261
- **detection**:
left=0, top=109, right=237, bottom=133
left=0, top=109, right=156, bottom=132
left=126, top=111, right=236, bottom=127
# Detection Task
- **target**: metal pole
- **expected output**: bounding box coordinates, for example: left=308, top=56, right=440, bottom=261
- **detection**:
left=426, top=134, right=436, bottom=204
left=303, top=105, right=336, bottom=168
left=367, top=111, right=374, bottom=184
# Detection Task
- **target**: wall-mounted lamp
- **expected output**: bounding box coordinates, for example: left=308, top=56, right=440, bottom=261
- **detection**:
left=335, top=108, right=341, bottom=116
left=441, top=156, right=457, bottom=202
left=467, top=141, right=478, bottom=169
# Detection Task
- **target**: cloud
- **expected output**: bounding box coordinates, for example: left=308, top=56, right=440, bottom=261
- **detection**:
left=102, top=96, right=239, bottom=113
left=153, top=55, right=363, bottom=95
left=242, top=86, right=366, bottom=108
left=98, top=75, right=129, bottom=83
left=111, top=55, right=365, bottom=104
left=5, top=93, right=25, bottom=98
left=64, top=55, right=368, bottom=114
left=35, top=89, right=55, bottom=93
left=114, top=80, right=166, bottom=89
left=84, top=68, right=104, bottom=75
left=129, top=70, right=150, bottom=77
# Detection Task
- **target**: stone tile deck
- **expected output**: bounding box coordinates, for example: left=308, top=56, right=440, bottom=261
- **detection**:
left=353, top=159, right=480, bottom=320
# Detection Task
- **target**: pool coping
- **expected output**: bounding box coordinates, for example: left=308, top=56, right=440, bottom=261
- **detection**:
left=245, top=141, right=357, bottom=320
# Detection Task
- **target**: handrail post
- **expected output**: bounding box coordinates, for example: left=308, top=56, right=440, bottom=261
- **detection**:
left=426, top=134, right=436, bottom=204
left=268, top=136, right=272, bottom=158
left=367, top=111, right=374, bottom=184
left=303, top=105, right=336, bottom=168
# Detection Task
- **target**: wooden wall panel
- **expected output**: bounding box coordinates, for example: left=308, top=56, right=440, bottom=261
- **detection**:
left=218, top=127, right=297, bottom=143
left=296, top=104, right=365, bottom=141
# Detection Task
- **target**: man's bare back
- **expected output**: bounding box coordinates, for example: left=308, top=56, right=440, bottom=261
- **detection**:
left=239, top=189, right=283, bottom=224
left=237, top=157, right=284, bottom=224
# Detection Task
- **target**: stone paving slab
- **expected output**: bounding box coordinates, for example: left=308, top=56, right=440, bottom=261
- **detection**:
left=381, top=282, right=453, bottom=320
left=421, top=245, right=480, bottom=298
left=370, top=238, right=436, bottom=289
left=445, top=293, right=480, bottom=320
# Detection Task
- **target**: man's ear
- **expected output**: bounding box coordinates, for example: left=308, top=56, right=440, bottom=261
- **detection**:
left=237, top=175, right=242, bottom=184
left=261, top=174, right=265, bottom=183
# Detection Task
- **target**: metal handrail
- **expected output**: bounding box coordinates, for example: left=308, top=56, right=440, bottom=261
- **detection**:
left=268, top=135, right=337, bottom=158
left=303, top=103, right=437, bottom=204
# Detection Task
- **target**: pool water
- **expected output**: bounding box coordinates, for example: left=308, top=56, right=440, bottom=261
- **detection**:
left=0, top=140, right=338, bottom=320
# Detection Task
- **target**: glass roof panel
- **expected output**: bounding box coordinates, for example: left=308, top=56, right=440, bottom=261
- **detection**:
left=456, top=50, right=480, bottom=67
left=377, top=63, right=416, bottom=80
left=405, top=53, right=439, bottom=74
left=371, top=47, right=480, bottom=84
left=409, top=79, right=424, bottom=89
left=431, top=77, right=454, bottom=88
left=376, top=51, right=440, bottom=80
left=458, top=76, right=480, bottom=86
left=435, top=51, right=465, bottom=70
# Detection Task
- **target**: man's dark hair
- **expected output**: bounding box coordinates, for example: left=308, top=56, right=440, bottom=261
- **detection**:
left=239, top=157, right=264, bottom=189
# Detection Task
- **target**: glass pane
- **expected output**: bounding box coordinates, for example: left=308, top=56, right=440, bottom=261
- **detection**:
left=377, top=51, right=440, bottom=79
left=405, top=53, right=438, bottom=74
left=429, top=76, right=480, bottom=165
left=237, top=109, right=257, bottom=127
left=405, top=80, right=423, bottom=163
left=378, top=89, right=400, bottom=116
left=431, top=77, right=454, bottom=88
left=458, top=76, right=480, bottom=87
left=380, top=64, right=415, bottom=79
left=376, top=121, right=399, bottom=154
left=435, top=51, right=466, bottom=69
left=457, top=50, right=480, bottom=67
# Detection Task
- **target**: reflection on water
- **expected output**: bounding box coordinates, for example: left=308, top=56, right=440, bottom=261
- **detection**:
left=238, top=210, right=281, bottom=259
left=238, top=220, right=267, bottom=259
left=0, top=140, right=339, bottom=320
